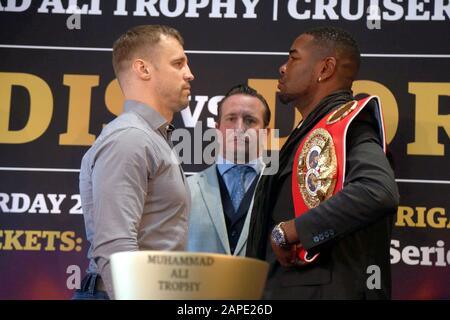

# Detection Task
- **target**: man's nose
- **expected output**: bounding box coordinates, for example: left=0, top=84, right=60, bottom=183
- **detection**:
left=279, top=63, right=286, bottom=75
left=185, top=65, right=194, bottom=81
left=233, top=118, right=247, bottom=131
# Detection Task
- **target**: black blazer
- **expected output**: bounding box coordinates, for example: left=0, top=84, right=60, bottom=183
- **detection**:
left=247, top=92, right=399, bottom=299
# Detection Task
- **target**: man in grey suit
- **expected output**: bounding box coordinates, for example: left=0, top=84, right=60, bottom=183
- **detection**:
left=187, top=84, right=271, bottom=256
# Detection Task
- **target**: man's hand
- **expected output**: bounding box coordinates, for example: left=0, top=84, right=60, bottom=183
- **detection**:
left=270, top=218, right=300, bottom=266
left=270, top=239, right=297, bottom=267
left=282, top=219, right=299, bottom=244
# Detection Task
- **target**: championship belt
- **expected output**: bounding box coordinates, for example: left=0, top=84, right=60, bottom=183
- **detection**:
left=291, top=96, right=386, bottom=265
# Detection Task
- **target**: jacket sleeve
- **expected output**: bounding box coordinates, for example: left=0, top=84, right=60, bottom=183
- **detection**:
left=295, top=110, right=399, bottom=252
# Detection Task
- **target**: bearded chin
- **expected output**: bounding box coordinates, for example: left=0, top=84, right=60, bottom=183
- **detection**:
left=278, top=92, right=296, bottom=104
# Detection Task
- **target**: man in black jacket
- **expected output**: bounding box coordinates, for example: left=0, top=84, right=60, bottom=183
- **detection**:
left=246, top=27, right=399, bottom=299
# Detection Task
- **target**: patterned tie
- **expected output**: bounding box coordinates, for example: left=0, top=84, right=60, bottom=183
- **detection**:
left=228, top=165, right=255, bottom=212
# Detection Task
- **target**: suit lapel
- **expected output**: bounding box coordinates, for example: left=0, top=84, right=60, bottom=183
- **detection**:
left=197, top=165, right=231, bottom=254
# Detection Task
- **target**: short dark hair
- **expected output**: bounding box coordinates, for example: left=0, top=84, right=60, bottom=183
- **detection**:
left=304, top=26, right=361, bottom=72
left=112, top=25, right=183, bottom=78
left=217, top=84, right=271, bottom=127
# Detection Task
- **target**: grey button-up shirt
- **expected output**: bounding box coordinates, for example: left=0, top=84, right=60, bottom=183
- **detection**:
left=79, top=100, right=191, bottom=298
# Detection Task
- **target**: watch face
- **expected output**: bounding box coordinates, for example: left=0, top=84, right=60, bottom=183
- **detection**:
left=271, top=225, right=286, bottom=247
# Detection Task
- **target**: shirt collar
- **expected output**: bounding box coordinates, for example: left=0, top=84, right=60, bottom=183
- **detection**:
left=216, top=154, right=264, bottom=176
left=123, top=100, right=171, bottom=135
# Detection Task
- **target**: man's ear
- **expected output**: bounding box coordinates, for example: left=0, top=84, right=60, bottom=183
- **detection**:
left=318, top=57, right=337, bottom=82
left=132, top=59, right=151, bottom=80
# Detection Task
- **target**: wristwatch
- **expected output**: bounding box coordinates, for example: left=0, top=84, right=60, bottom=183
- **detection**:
left=271, top=222, right=288, bottom=247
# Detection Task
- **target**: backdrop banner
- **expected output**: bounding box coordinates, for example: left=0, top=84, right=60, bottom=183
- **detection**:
left=0, top=0, right=449, bottom=299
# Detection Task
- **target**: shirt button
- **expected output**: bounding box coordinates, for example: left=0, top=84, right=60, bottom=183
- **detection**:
left=231, top=231, right=237, bottom=237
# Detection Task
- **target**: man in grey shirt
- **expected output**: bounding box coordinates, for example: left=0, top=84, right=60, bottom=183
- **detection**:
left=74, top=25, right=194, bottom=300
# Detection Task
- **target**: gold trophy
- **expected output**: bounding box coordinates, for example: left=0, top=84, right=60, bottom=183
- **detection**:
left=110, top=251, right=269, bottom=300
